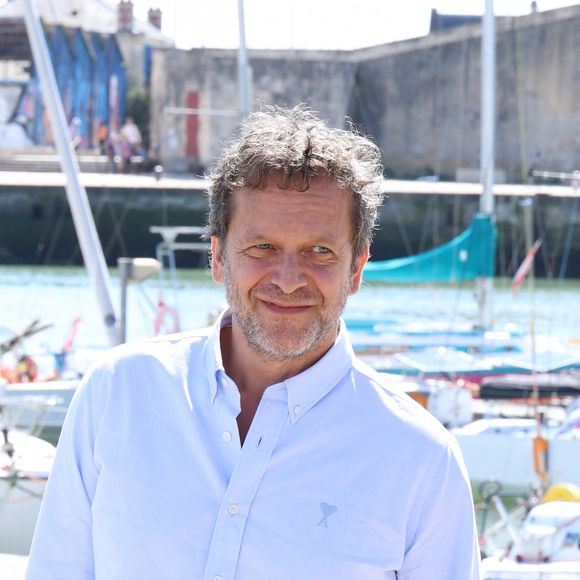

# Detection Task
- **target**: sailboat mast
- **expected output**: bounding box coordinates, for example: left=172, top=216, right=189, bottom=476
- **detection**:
left=478, top=0, right=496, bottom=328
left=22, top=0, right=120, bottom=346
left=237, top=0, right=253, bottom=119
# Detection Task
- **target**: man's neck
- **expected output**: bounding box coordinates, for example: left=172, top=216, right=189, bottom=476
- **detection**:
left=220, top=324, right=331, bottom=394
left=219, top=323, right=336, bottom=443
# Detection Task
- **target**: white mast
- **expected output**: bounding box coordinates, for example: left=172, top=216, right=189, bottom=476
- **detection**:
left=237, top=0, right=253, bottom=119
left=22, top=0, right=120, bottom=346
left=477, top=0, right=496, bottom=329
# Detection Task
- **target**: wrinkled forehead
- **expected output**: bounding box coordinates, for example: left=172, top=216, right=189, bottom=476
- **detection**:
left=227, top=176, right=356, bottom=244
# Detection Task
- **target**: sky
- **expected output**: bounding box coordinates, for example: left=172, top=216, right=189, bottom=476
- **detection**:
left=130, top=0, right=580, bottom=50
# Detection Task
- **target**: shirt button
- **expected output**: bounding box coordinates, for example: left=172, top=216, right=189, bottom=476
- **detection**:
left=222, top=431, right=232, bottom=442
left=228, top=503, right=239, bottom=515
left=294, top=404, right=302, bottom=416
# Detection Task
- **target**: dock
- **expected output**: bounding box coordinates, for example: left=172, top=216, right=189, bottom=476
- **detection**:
left=0, top=170, right=578, bottom=198
left=0, top=169, right=207, bottom=191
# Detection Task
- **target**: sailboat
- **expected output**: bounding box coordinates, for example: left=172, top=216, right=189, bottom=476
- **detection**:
left=349, top=1, right=580, bottom=381
left=0, top=397, right=56, bottom=555
left=347, top=213, right=510, bottom=353
left=479, top=483, right=580, bottom=578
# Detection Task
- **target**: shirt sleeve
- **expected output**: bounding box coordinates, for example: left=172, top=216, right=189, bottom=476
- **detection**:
left=25, top=364, right=110, bottom=580
left=397, top=440, right=482, bottom=580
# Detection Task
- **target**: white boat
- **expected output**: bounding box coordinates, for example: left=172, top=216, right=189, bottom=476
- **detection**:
left=482, top=493, right=580, bottom=579
left=0, top=382, right=78, bottom=445
left=382, top=373, right=474, bottom=428
left=453, top=401, right=580, bottom=493
left=0, top=398, right=56, bottom=555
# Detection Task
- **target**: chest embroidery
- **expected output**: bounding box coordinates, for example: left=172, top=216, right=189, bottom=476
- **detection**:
left=318, top=502, right=338, bottom=528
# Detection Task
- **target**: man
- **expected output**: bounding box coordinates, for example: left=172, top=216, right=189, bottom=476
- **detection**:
left=27, top=106, right=481, bottom=579
left=119, top=115, right=143, bottom=172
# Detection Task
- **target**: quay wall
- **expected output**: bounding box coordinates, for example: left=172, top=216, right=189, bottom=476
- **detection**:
left=1, top=183, right=579, bottom=278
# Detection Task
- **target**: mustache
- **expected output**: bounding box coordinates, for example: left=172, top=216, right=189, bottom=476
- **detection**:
left=252, top=285, right=321, bottom=303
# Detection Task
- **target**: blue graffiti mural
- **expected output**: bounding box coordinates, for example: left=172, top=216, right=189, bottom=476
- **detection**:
left=13, top=25, right=127, bottom=149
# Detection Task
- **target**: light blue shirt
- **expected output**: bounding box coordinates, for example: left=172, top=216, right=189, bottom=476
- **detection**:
left=27, top=312, right=480, bottom=579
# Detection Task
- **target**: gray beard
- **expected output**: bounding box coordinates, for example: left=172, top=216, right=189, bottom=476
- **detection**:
left=223, top=263, right=349, bottom=361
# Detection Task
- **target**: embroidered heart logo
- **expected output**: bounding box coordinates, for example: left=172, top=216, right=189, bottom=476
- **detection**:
left=318, top=502, right=338, bottom=527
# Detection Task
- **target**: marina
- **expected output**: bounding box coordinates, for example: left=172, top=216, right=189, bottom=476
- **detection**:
left=2, top=0, right=580, bottom=576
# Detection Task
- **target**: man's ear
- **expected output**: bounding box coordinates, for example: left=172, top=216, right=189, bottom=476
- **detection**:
left=211, top=237, right=225, bottom=284
left=348, top=245, right=369, bottom=295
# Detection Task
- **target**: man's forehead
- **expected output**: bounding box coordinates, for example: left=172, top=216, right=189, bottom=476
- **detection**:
left=232, top=175, right=351, bottom=203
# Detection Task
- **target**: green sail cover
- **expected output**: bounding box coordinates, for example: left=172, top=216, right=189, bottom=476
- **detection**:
left=363, top=213, right=497, bottom=283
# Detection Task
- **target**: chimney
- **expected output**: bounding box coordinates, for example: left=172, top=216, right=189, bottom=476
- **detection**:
left=148, top=8, right=162, bottom=30
left=118, top=0, right=134, bottom=32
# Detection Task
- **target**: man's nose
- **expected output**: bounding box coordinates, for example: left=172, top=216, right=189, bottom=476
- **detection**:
left=269, top=253, right=308, bottom=294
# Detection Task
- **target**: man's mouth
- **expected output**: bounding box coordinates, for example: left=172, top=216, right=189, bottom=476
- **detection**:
left=259, top=299, right=314, bottom=314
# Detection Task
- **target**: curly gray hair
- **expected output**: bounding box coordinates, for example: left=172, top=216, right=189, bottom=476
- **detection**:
left=207, top=105, right=384, bottom=261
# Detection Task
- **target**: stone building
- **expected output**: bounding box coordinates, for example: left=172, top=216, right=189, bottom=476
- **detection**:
left=150, top=5, right=580, bottom=181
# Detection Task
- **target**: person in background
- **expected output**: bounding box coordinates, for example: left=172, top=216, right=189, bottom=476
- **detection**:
left=68, top=116, right=81, bottom=149
left=26, top=105, right=481, bottom=579
left=119, top=115, right=142, bottom=172
left=97, top=121, right=108, bottom=155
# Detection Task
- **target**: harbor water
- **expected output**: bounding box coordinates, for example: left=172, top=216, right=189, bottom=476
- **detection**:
left=2, top=265, right=580, bottom=356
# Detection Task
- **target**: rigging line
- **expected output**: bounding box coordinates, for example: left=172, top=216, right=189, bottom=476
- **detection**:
left=453, top=36, right=469, bottom=181
left=349, top=72, right=376, bottom=143
left=431, top=38, right=443, bottom=177
left=102, top=190, right=133, bottom=258
left=495, top=198, right=505, bottom=278
left=103, top=203, right=129, bottom=259
left=507, top=197, right=524, bottom=276
left=546, top=196, right=569, bottom=275
left=342, top=61, right=359, bottom=121
left=515, top=24, right=529, bottom=184
left=418, top=195, right=436, bottom=254
left=387, top=197, right=414, bottom=256
left=558, top=195, right=579, bottom=280
left=531, top=200, right=550, bottom=276
left=42, top=193, right=71, bottom=265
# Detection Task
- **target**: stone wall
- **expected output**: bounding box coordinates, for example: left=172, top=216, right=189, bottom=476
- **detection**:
left=150, top=5, right=580, bottom=181
left=351, top=6, right=580, bottom=180
left=2, top=184, right=579, bottom=277
left=150, top=47, right=353, bottom=172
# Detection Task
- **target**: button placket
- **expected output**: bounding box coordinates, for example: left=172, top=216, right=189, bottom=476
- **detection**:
left=202, top=396, right=289, bottom=580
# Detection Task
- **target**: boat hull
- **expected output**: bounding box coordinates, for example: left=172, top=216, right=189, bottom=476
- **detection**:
left=0, top=429, right=55, bottom=554
left=0, top=476, right=46, bottom=555
left=455, top=428, right=580, bottom=493
left=483, top=557, right=580, bottom=579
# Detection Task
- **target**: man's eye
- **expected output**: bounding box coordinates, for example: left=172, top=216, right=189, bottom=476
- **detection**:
left=312, top=246, right=331, bottom=254
left=254, top=244, right=272, bottom=250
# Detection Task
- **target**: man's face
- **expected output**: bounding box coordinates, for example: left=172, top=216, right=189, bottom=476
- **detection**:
left=211, top=176, right=368, bottom=362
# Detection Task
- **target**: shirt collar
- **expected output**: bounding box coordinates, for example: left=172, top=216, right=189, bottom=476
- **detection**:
left=205, top=310, right=356, bottom=417
left=205, top=309, right=231, bottom=403
left=284, top=321, right=355, bottom=423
